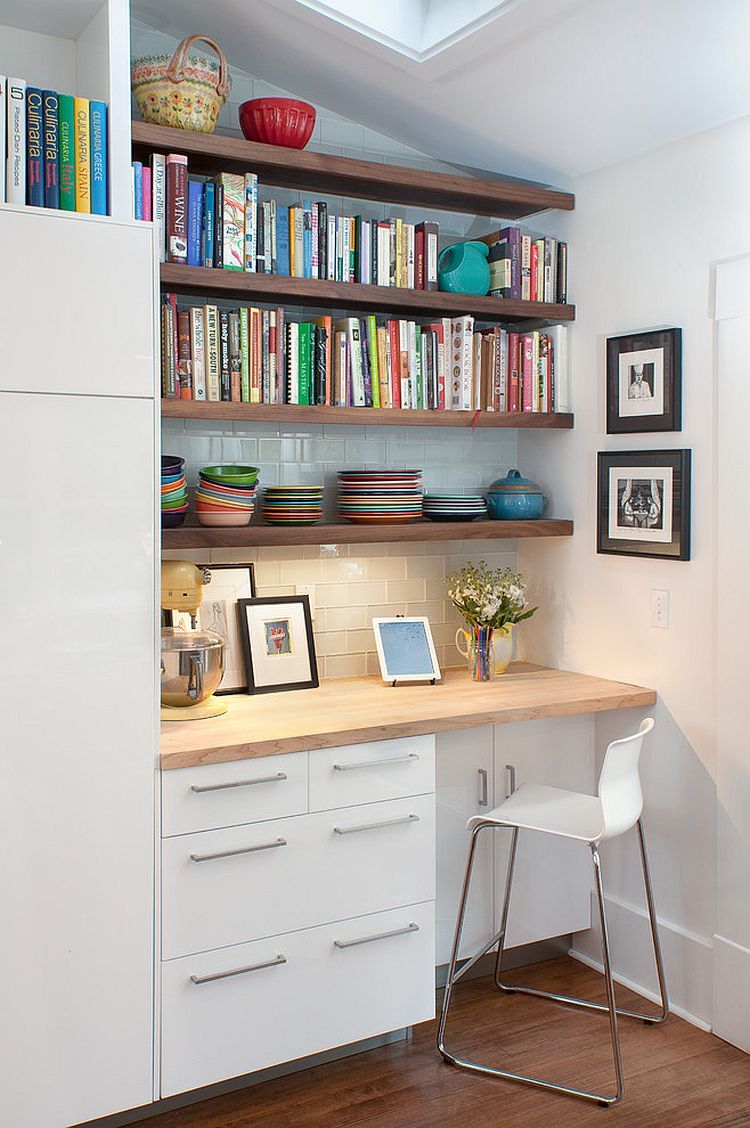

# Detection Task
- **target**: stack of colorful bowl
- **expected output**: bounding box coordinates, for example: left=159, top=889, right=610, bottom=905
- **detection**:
left=261, top=485, right=324, bottom=525
left=423, top=493, right=488, bottom=522
left=162, top=455, right=187, bottom=528
left=337, top=469, right=423, bottom=524
left=195, top=464, right=259, bottom=527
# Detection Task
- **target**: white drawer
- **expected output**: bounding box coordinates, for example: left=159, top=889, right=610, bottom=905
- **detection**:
left=161, top=901, right=435, bottom=1098
left=309, top=736, right=435, bottom=811
left=162, top=793, right=435, bottom=959
left=161, top=753, right=308, bottom=837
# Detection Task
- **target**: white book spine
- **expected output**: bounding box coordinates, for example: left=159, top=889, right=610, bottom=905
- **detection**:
left=461, top=317, right=474, bottom=410
left=473, top=333, right=482, bottom=411
left=377, top=226, right=390, bottom=287
left=0, top=78, right=6, bottom=204
left=190, top=308, right=206, bottom=401
left=407, top=224, right=415, bottom=289
left=270, top=199, right=276, bottom=274
left=244, top=173, right=257, bottom=272
left=327, top=215, right=335, bottom=280
left=399, top=320, right=410, bottom=408
left=152, top=153, right=166, bottom=263
left=263, top=201, right=271, bottom=275
left=408, top=320, right=418, bottom=408
left=342, top=219, right=351, bottom=285
left=547, top=324, right=569, bottom=412
left=6, top=78, right=26, bottom=204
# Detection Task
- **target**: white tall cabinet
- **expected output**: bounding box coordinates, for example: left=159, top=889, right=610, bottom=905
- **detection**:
left=0, top=208, right=158, bottom=1127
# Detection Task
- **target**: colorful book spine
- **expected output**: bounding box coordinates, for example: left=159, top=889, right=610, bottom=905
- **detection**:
left=132, top=162, right=143, bottom=220
left=161, top=299, right=176, bottom=398
left=239, top=308, right=250, bottom=402
left=521, top=234, right=531, bottom=302
left=302, top=201, right=313, bottom=279
left=298, top=321, right=311, bottom=405
left=189, top=307, right=206, bottom=400
left=141, top=166, right=152, bottom=222
left=187, top=180, right=203, bottom=266
left=276, top=206, right=290, bottom=277
left=6, top=78, right=26, bottom=205
left=521, top=335, right=534, bottom=411
left=42, top=91, right=59, bottom=208
left=557, top=241, right=568, bottom=304
left=367, top=315, right=380, bottom=408
left=311, top=203, right=319, bottom=279
left=214, top=182, right=223, bottom=266
left=73, top=97, right=90, bottom=213
left=216, top=172, right=244, bottom=270
left=508, top=332, right=520, bottom=412
left=244, top=173, right=257, bottom=272
left=219, top=310, right=230, bottom=400
left=152, top=153, right=166, bottom=259
left=25, top=88, right=44, bottom=207
left=317, top=201, right=328, bottom=280
left=166, top=153, right=188, bottom=264
left=202, top=181, right=215, bottom=268
left=176, top=310, right=193, bottom=399
left=204, top=305, right=220, bottom=401
left=229, top=311, right=241, bottom=402
left=89, top=100, right=107, bottom=215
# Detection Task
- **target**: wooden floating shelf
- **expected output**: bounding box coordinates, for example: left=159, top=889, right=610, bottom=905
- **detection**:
left=160, top=264, right=574, bottom=325
left=162, top=519, right=573, bottom=549
left=161, top=400, right=573, bottom=429
left=132, top=121, right=574, bottom=220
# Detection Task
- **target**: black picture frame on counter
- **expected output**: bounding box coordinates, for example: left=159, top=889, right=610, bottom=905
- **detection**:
left=597, top=449, right=691, bottom=560
left=238, top=594, right=319, bottom=694
left=164, top=562, right=256, bottom=693
left=606, top=327, right=682, bottom=434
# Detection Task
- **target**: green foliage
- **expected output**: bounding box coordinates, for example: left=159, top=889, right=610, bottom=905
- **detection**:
left=447, top=560, right=538, bottom=630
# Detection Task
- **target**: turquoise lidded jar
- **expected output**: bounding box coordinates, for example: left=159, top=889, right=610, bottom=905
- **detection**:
left=486, top=469, right=548, bottom=520
left=438, top=240, right=490, bottom=295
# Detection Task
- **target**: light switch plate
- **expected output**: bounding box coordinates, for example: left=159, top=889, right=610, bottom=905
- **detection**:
left=651, top=589, right=670, bottom=629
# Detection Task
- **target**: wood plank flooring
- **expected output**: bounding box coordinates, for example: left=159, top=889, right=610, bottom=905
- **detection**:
left=144, top=958, right=750, bottom=1127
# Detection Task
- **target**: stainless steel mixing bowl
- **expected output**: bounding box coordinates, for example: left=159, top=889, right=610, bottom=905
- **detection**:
left=161, top=628, right=225, bottom=708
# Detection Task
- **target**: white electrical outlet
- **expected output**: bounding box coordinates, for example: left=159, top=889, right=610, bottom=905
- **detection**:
left=296, top=584, right=316, bottom=619
left=651, top=589, right=670, bottom=629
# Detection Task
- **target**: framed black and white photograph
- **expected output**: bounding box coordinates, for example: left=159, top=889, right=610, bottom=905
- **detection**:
left=238, top=594, right=319, bottom=694
left=372, top=616, right=441, bottom=685
left=166, top=563, right=255, bottom=693
left=606, top=328, right=681, bottom=434
left=597, top=450, right=691, bottom=560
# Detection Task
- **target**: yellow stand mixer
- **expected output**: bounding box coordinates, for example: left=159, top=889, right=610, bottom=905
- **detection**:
left=161, top=560, right=229, bottom=721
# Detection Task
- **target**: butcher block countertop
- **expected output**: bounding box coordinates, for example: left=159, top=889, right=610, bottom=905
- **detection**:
left=160, top=663, right=657, bottom=771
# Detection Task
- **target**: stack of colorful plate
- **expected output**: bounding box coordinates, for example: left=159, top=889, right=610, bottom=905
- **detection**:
left=195, top=464, right=260, bottom=528
left=262, top=485, right=324, bottom=526
left=337, top=470, right=423, bottom=524
left=162, top=455, right=187, bottom=528
left=423, top=493, right=488, bottom=522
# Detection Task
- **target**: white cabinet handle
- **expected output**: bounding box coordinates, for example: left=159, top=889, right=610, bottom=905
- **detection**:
left=334, top=922, right=419, bottom=949
left=505, top=763, right=517, bottom=797
left=333, top=813, right=419, bottom=836
left=478, top=767, right=489, bottom=807
left=190, top=954, right=286, bottom=985
left=332, top=753, right=419, bottom=772
left=189, top=837, right=287, bottom=863
left=190, top=772, right=288, bottom=793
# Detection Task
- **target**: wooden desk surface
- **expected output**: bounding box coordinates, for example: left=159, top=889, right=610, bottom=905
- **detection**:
left=160, top=663, right=656, bottom=771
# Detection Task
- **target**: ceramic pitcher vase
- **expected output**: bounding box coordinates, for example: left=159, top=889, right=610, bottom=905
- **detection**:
left=455, top=624, right=514, bottom=681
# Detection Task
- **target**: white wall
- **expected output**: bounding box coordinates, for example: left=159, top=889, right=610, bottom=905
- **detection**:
left=517, top=114, right=750, bottom=1029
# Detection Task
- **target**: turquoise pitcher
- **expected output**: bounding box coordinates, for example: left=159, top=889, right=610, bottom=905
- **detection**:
left=438, top=240, right=490, bottom=295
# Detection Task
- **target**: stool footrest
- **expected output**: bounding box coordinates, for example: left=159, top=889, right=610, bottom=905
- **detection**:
left=494, top=980, right=668, bottom=1023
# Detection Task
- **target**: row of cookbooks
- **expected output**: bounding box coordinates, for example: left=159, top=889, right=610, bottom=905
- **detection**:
left=0, top=77, right=107, bottom=212
left=162, top=298, right=569, bottom=413
left=135, top=154, right=439, bottom=288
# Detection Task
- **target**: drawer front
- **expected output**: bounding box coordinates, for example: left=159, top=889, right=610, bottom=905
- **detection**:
left=161, top=753, right=308, bottom=837
left=309, top=736, right=435, bottom=811
left=161, top=901, right=435, bottom=1098
left=162, top=794, right=435, bottom=959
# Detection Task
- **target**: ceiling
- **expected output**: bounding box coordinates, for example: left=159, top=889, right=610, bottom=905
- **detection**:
left=133, top=0, right=750, bottom=185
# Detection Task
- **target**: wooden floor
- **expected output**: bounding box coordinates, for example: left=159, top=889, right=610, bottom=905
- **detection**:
left=145, top=958, right=750, bottom=1127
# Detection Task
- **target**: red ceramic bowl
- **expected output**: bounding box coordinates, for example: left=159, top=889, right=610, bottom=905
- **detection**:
left=238, top=98, right=316, bottom=150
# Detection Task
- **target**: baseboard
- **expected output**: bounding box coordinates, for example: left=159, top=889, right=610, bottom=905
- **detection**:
left=571, top=890, right=713, bottom=1031
left=713, top=933, right=750, bottom=1051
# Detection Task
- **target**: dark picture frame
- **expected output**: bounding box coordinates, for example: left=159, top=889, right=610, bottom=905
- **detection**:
left=164, top=562, right=256, bottom=694
left=237, top=594, right=319, bottom=694
left=606, top=328, right=682, bottom=434
left=597, top=449, right=691, bottom=560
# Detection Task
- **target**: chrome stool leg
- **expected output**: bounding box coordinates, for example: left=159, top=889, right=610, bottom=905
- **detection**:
left=592, top=843, right=624, bottom=1105
left=493, top=826, right=519, bottom=988
left=494, top=819, right=669, bottom=1025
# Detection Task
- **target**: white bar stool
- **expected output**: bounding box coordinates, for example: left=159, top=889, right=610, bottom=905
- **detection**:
left=437, top=717, right=668, bottom=1107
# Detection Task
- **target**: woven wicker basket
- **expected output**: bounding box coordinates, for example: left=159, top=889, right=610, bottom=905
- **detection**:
left=131, top=35, right=231, bottom=134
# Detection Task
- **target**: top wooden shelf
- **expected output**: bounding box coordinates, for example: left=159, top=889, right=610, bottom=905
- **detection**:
left=132, top=121, right=575, bottom=220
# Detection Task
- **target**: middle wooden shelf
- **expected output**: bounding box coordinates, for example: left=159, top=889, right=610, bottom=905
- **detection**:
left=160, top=264, right=575, bottom=325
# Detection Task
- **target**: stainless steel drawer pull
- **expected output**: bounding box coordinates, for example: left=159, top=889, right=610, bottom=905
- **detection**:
left=332, top=753, right=419, bottom=772
left=334, top=923, right=420, bottom=950
left=189, top=838, right=287, bottom=863
left=333, top=813, right=419, bottom=836
left=190, top=772, right=288, bottom=794
left=190, top=954, right=286, bottom=985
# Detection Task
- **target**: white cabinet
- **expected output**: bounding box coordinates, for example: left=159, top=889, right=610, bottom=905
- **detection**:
left=0, top=392, right=156, bottom=1127
left=436, top=726, right=495, bottom=964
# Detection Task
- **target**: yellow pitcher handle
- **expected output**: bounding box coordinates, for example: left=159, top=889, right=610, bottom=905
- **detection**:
left=455, top=628, right=470, bottom=659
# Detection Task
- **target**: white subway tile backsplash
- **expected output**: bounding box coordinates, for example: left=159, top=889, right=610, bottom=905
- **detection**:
left=326, top=653, right=367, bottom=679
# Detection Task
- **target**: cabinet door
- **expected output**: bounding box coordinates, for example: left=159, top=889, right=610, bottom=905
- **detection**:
left=0, top=210, right=155, bottom=397
left=436, top=727, right=494, bottom=965
left=495, top=716, right=594, bottom=948
left=0, top=393, right=156, bottom=1127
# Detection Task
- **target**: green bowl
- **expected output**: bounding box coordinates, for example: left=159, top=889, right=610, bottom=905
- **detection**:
left=200, top=464, right=260, bottom=486
left=162, top=492, right=188, bottom=510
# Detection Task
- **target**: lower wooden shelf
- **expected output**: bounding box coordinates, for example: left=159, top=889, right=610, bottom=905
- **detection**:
left=161, top=518, right=573, bottom=549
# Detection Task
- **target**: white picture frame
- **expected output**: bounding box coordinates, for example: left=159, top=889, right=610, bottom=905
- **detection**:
left=372, top=616, right=441, bottom=684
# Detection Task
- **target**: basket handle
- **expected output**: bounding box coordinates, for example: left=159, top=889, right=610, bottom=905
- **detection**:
left=166, top=35, right=230, bottom=99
